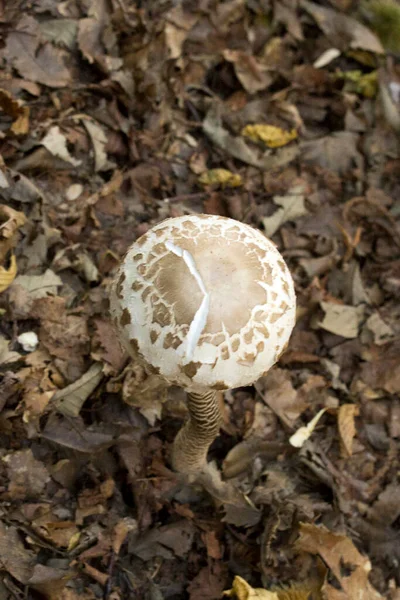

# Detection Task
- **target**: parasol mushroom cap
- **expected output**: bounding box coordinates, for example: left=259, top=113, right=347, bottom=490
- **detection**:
left=110, top=215, right=296, bottom=392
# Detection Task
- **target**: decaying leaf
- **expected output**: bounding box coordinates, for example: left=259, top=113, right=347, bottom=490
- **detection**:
left=296, top=523, right=384, bottom=599
left=365, top=312, right=395, bottom=345
left=5, top=15, right=71, bottom=87
left=82, top=119, right=111, bottom=172
left=0, top=335, right=21, bottom=364
left=318, top=302, right=365, bottom=339
left=0, top=253, right=17, bottom=292
left=188, top=563, right=229, bottom=600
left=257, top=368, right=309, bottom=428
left=301, top=0, right=384, bottom=54
left=0, top=521, right=70, bottom=590
left=198, top=169, right=242, bottom=188
left=3, top=448, right=50, bottom=499
left=164, top=5, right=198, bottom=59
left=42, top=413, right=115, bottom=453
left=300, top=132, right=362, bottom=175
left=52, top=362, right=103, bottom=417
left=130, top=520, right=195, bottom=561
left=262, top=184, right=308, bottom=237
left=41, top=126, right=81, bottom=167
left=0, top=204, right=26, bottom=239
left=223, top=50, right=273, bottom=95
left=242, top=124, right=298, bottom=148
left=9, top=269, right=63, bottom=318
left=122, top=365, right=167, bottom=426
left=338, top=403, right=360, bottom=457
left=40, top=18, right=78, bottom=49
left=0, top=88, right=29, bottom=135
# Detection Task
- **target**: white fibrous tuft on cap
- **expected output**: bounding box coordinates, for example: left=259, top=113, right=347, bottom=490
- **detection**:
left=110, top=215, right=296, bottom=391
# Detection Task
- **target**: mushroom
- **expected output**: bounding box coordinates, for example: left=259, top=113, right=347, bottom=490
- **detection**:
left=110, top=214, right=296, bottom=475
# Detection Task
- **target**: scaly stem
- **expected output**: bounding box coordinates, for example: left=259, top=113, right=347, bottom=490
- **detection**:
left=171, top=389, right=222, bottom=474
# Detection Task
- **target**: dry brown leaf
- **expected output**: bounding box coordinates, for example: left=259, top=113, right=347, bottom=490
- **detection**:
left=0, top=335, right=21, bottom=364
left=0, top=88, right=29, bottom=135
left=41, top=126, right=81, bottom=166
left=0, top=522, right=69, bottom=592
left=5, top=15, right=71, bottom=87
left=11, top=269, right=62, bottom=305
left=92, top=318, right=126, bottom=373
left=52, top=362, right=103, bottom=417
left=201, top=530, right=223, bottom=560
left=30, top=508, right=80, bottom=549
left=301, top=0, right=384, bottom=54
left=296, top=523, right=383, bottom=599
left=3, top=448, right=50, bottom=500
left=112, top=518, right=138, bottom=554
left=338, top=403, right=360, bottom=457
left=358, top=342, right=400, bottom=394
left=300, top=132, right=362, bottom=175
left=82, top=118, right=111, bottom=172
left=318, top=302, right=365, bottom=339
left=188, top=563, right=229, bottom=600
left=258, top=368, right=309, bottom=428
left=42, top=414, right=114, bottom=453
left=369, top=481, right=400, bottom=525
left=121, top=364, right=167, bottom=425
left=165, top=5, right=198, bottom=59
left=0, top=204, right=26, bottom=239
left=40, top=18, right=78, bottom=49
left=262, top=185, right=308, bottom=237
left=365, top=313, right=395, bottom=345
left=223, top=50, right=273, bottom=94
left=131, top=520, right=195, bottom=561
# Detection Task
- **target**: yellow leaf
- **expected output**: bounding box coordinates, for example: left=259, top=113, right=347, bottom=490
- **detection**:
left=224, top=576, right=279, bottom=599
left=336, top=69, right=378, bottom=98
left=67, top=531, right=81, bottom=552
left=198, top=168, right=242, bottom=188
left=0, top=254, right=17, bottom=293
left=223, top=576, right=321, bottom=600
left=338, top=403, right=359, bottom=457
left=241, top=124, right=298, bottom=148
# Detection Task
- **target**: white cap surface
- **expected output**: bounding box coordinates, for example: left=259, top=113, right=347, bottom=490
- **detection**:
left=110, top=215, right=296, bottom=391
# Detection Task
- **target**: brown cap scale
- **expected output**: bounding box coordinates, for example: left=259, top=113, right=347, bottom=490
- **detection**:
left=110, top=214, right=296, bottom=474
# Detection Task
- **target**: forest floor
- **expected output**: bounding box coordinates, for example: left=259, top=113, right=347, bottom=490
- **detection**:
left=0, top=1, right=400, bottom=599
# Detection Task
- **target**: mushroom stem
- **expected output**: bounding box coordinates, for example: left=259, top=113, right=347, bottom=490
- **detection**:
left=171, top=390, right=222, bottom=473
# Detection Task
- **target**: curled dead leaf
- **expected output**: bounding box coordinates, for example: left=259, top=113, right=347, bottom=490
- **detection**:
left=296, top=523, right=383, bottom=599
left=338, top=403, right=359, bottom=457
left=0, top=204, right=27, bottom=239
